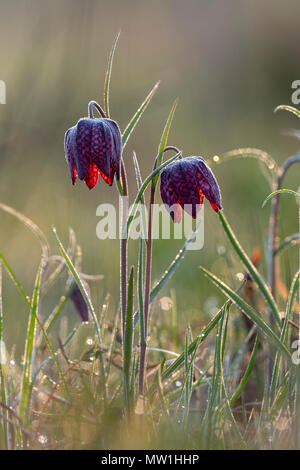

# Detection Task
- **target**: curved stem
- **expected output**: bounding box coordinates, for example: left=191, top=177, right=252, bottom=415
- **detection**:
left=88, top=100, right=106, bottom=119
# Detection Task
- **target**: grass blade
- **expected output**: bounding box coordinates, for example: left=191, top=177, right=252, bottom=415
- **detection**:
left=218, top=210, right=281, bottom=326
left=150, top=219, right=201, bottom=303
left=270, top=271, right=300, bottom=404
left=262, top=189, right=300, bottom=208
left=103, top=31, right=120, bottom=118
left=122, top=81, right=160, bottom=149
left=207, top=148, right=278, bottom=176
left=152, top=99, right=178, bottom=189
left=0, top=252, right=69, bottom=398
left=19, top=263, right=41, bottom=424
left=162, top=305, right=226, bottom=381
left=123, top=266, right=134, bottom=413
left=199, top=266, right=290, bottom=359
left=275, top=232, right=300, bottom=256
left=275, top=105, right=300, bottom=119
left=53, top=228, right=107, bottom=400
left=229, top=335, right=259, bottom=408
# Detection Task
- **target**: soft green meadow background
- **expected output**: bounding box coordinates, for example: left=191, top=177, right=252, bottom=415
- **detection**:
left=0, top=0, right=299, bottom=390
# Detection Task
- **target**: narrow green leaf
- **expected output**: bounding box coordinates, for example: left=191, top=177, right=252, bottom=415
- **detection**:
left=150, top=219, right=202, bottom=303
left=152, top=99, right=178, bottom=189
left=270, top=271, right=300, bottom=403
left=199, top=266, right=290, bottom=359
left=207, top=148, right=278, bottom=176
left=19, top=263, right=41, bottom=424
left=275, top=105, right=300, bottom=119
left=138, top=239, right=145, bottom=346
left=218, top=210, right=281, bottom=326
left=103, top=32, right=120, bottom=118
left=262, top=189, right=300, bottom=208
left=122, top=81, right=160, bottom=149
left=162, top=305, right=226, bottom=381
left=53, top=228, right=106, bottom=399
left=0, top=252, right=69, bottom=399
left=275, top=233, right=300, bottom=256
left=123, top=266, right=134, bottom=413
left=229, top=335, right=259, bottom=408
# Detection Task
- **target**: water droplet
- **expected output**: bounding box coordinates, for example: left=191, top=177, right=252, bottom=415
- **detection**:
left=38, top=434, right=48, bottom=445
left=236, top=272, right=244, bottom=282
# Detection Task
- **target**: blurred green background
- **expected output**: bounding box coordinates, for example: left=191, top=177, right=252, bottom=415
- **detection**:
left=0, top=0, right=299, bottom=355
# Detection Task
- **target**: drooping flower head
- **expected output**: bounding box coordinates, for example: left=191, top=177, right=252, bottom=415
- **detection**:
left=64, top=110, right=122, bottom=189
left=160, top=156, right=222, bottom=222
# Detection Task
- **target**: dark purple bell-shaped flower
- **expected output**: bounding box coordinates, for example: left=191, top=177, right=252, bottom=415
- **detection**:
left=64, top=104, right=122, bottom=189
left=160, top=156, right=222, bottom=222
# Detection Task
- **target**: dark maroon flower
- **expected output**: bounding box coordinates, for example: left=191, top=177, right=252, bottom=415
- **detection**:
left=160, top=156, right=222, bottom=222
left=64, top=117, right=122, bottom=189
left=69, top=280, right=90, bottom=323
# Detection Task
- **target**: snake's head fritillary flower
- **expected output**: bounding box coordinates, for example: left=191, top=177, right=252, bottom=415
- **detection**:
left=68, top=279, right=90, bottom=322
left=160, top=156, right=222, bottom=222
left=64, top=116, right=122, bottom=189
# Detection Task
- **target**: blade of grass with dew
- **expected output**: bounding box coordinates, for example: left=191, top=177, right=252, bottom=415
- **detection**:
left=262, top=189, right=300, bottom=208
left=19, top=263, right=41, bottom=424
left=275, top=105, right=300, bottom=119
left=199, top=266, right=290, bottom=359
left=126, top=152, right=180, bottom=236
left=0, top=252, right=69, bottom=398
left=43, top=284, right=74, bottom=333
left=123, top=266, right=134, bottom=413
left=207, top=148, right=278, bottom=182
left=229, top=335, right=259, bottom=408
left=155, top=361, right=169, bottom=419
left=131, top=219, right=201, bottom=327
left=138, top=238, right=145, bottom=349
left=150, top=219, right=202, bottom=303
left=270, top=271, right=300, bottom=405
left=175, top=327, right=198, bottom=425
left=105, top=308, right=119, bottom=379
left=201, top=306, right=226, bottom=449
left=52, top=228, right=107, bottom=400
left=220, top=376, right=247, bottom=448
left=42, top=228, right=76, bottom=295
left=161, top=302, right=228, bottom=381
left=275, top=233, right=300, bottom=256
left=152, top=99, right=178, bottom=189
left=103, top=31, right=120, bottom=118
left=122, top=81, right=160, bottom=149
left=31, top=325, right=80, bottom=389
left=218, top=210, right=281, bottom=326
